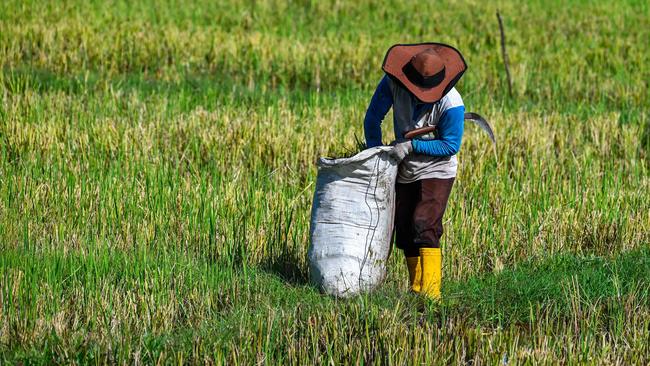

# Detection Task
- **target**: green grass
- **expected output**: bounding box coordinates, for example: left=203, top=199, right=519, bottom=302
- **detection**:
left=1, top=0, right=649, bottom=364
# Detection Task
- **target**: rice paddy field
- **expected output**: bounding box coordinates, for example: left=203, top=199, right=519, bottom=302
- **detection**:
left=1, top=0, right=649, bottom=364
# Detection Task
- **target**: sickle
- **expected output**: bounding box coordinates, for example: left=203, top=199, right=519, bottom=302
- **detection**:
left=403, top=112, right=496, bottom=146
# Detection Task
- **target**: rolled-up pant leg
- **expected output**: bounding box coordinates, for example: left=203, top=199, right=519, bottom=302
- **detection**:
left=395, top=178, right=455, bottom=253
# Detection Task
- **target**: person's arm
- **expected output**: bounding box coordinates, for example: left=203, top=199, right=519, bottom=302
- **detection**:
left=363, top=76, right=393, bottom=148
left=411, top=105, right=465, bottom=156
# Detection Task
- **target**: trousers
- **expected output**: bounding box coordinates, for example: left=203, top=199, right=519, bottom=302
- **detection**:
left=394, top=177, right=455, bottom=257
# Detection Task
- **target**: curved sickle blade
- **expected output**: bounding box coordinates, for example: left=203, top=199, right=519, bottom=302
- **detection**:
left=464, top=112, right=497, bottom=146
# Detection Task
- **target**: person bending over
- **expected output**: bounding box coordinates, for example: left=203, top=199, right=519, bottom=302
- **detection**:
left=363, top=43, right=467, bottom=299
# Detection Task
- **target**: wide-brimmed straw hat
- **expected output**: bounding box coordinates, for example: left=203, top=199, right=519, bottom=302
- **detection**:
left=382, top=42, right=467, bottom=103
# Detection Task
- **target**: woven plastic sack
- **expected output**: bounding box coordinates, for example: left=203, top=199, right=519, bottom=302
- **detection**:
left=308, top=146, right=398, bottom=297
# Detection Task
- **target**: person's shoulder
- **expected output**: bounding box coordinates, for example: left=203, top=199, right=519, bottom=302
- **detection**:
left=381, top=74, right=396, bottom=89
left=439, top=87, right=464, bottom=110
left=377, top=74, right=394, bottom=92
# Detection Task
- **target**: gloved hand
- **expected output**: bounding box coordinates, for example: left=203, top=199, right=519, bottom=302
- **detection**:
left=388, top=139, right=413, bottom=162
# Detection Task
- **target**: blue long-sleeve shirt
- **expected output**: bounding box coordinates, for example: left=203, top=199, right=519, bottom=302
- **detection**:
left=363, top=76, right=464, bottom=157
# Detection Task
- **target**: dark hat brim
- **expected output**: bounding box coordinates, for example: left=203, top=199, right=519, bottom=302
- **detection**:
left=382, top=43, right=467, bottom=103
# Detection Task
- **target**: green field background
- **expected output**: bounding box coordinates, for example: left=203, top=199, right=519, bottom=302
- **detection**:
left=1, top=0, right=649, bottom=364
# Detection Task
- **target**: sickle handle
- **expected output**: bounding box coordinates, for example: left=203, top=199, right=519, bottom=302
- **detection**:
left=404, top=126, right=436, bottom=139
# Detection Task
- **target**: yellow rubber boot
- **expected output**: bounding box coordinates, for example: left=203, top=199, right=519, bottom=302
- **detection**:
left=419, top=248, right=442, bottom=300
left=405, top=256, right=422, bottom=293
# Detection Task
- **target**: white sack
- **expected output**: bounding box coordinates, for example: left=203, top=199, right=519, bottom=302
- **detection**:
left=308, top=146, right=398, bottom=297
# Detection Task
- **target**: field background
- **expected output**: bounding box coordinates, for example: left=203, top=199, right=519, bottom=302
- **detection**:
left=1, top=0, right=649, bottom=364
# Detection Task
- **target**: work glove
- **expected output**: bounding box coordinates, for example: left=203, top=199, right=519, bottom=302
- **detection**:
left=388, top=140, right=413, bottom=162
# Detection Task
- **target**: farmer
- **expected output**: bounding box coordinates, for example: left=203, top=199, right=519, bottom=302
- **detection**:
left=363, top=43, right=467, bottom=299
